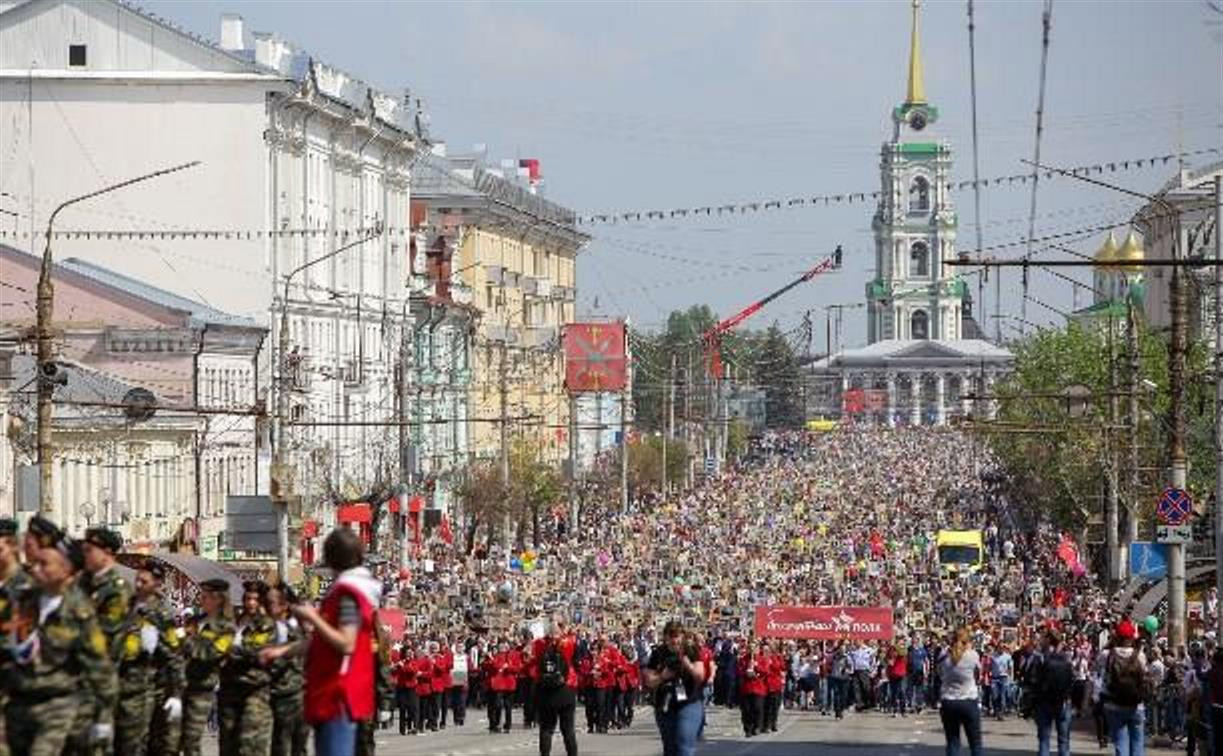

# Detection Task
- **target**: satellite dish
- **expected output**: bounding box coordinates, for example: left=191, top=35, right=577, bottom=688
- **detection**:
left=122, top=388, right=157, bottom=422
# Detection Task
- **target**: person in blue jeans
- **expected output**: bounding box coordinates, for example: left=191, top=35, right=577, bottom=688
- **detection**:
left=1101, top=618, right=1147, bottom=756
left=644, top=620, right=708, bottom=756
left=1031, top=630, right=1074, bottom=756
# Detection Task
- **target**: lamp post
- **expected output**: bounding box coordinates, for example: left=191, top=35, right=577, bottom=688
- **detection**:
left=35, top=161, right=199, bottom=514
left=272, top=224, right=384, bottom=578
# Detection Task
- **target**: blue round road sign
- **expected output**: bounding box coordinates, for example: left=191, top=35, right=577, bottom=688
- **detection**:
left=1157, top=487, right=1193, bottom=526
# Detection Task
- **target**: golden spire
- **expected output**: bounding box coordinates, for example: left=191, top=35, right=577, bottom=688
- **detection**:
left=1117, top=230, right=1145, bottom=273
left=906, top=0, right=927, bottom=106
left=1093, top=231, right=1119, bottom=268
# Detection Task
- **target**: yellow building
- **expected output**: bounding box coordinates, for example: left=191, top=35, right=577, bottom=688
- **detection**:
left=413, top=150, right=588, bottom=465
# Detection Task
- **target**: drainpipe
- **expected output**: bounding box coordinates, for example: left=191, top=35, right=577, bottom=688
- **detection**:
left=192, top=323, right=211, bottom=522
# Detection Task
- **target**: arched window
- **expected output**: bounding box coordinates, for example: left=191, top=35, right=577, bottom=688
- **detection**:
left=911, top=310, right=929, bottom=340
left=909, top=176, right=930, bottom=212
left=910, top=241, right=929, bottom=277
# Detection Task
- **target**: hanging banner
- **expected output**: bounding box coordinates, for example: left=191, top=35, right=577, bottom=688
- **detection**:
left=563, top=322, right=628, bottom=393
left=754, top=605, right=895, bottom=640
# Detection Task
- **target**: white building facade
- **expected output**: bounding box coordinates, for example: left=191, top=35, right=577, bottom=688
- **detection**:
left=0, top=0, right=426, bottom=540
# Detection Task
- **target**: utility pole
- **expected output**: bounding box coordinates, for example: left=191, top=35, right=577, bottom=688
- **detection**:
left=1106, top=314, right=1120, bottom=586
left=567, top=392, right=578, bottom=534
left=36, top=161, right=198, bottom=514
left=663, top=352, right=676, bottom=498
left=498, top=341, right=510, bottom=545
left=684, top=346, right=694, bottom=489
left=619, top=389, right=628, bottom=514
left=1214, top=174, right=1223, bottom=639
left=1126, top=288, right=1140, bottom=579
left=1168, top=217, right=1188, bottom=649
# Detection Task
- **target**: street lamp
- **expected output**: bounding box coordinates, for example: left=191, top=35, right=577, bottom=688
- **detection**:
left=36, top=161, right=200, bottom=514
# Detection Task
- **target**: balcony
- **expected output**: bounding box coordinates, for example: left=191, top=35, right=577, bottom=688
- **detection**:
left=523, top=277, right=553, bottom=298
left=341, top=358, right=362, bottom=387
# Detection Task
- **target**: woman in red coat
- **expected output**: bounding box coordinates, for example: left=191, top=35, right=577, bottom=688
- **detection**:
left=392, top=644, right=419, bottom=735
left=488, top=640, right=519, bottom=734
left=412, top=650, right=435, bottom=732
left=738, top=641, right=768, bottom=737
left=763, top=644, right=786, bottom=733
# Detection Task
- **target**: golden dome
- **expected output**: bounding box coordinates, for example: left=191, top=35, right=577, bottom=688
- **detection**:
left=1117, top=230, right=1145, bottom=273
left=1093, top=232, right=1119, bottom=268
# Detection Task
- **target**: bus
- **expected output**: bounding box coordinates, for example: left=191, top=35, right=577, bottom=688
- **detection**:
left=936, top=529, right=985, bottom=574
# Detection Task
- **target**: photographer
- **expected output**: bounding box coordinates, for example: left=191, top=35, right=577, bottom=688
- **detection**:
left=644, top=621, right=707, bottom=756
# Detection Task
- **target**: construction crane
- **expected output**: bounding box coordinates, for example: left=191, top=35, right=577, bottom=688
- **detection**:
left=703, top=245, right=842, bottom=377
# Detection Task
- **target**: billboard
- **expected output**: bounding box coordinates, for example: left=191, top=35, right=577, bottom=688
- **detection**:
left=1129, top=542, right=1167, bottom=580
left=842, top=388, right=888, bottom=414
left=754, top=605, right=895, bottom=640
left=563, top=322, right=627, bottom=393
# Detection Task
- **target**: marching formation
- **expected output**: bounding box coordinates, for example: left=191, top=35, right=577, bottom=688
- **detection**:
left=0, top=428, right=1214, bottom=756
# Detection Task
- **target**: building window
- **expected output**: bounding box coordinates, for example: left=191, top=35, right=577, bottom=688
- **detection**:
left=911, top=310, right=929, bottom=340
left=909, top=176, right=930, bottom=213
left=68, top=44, right=87, bottom=67
left=910, top=241, right=929, bottom=278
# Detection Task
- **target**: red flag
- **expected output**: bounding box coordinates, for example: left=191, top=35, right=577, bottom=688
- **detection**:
left=1056, top=534, right=1079, bottom=570
left=439, top=516, right=453, bottom=545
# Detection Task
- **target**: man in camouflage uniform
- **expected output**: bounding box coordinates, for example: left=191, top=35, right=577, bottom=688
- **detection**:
left=139, top=563, right=186, bottom=756
left=357, top=625, right=395, bottom=756
left=65, top=527, right=132, bottom=755
left=262, top=583, right=306, bottom=756
left=4, top=519, right=118, bottom=756
left=217, top=580, right=276, bottom=756
left=0, top=517, right=30, bottom=756
left=182, top=578, right=236, bottom=756
left=116, top=562, right=184, bottom=756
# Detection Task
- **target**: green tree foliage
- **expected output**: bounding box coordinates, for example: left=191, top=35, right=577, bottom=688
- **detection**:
left=988, top=319, right=1213, bottom=532
left=626, top=434, right=690, bottom=493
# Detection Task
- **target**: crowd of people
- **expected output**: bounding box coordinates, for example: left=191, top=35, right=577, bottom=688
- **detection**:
left=1, top=427, right=1220, bottom=756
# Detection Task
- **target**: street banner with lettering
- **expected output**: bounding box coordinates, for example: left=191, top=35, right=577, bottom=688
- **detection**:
left=754, top=605, right=895, bottom=640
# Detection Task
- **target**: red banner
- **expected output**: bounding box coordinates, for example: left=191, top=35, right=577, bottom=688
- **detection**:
left=563, top=322, right=627, bottom=393
left=754, top=606, right=895, bottom=640
left=376, top=608, right=405, bottom=643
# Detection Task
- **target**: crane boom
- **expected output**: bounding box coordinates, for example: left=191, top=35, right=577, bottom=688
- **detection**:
left=703, top=246, right=842, bottom=377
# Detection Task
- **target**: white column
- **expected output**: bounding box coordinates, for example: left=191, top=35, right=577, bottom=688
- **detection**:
left=935, top=373, right=946, bottom=426
left=910, top=374, right=922, bottom=426
left=960, top=374, right=972, bottom=418
left=986, top=373, right=998, bottom=420
left=886, top=374, right=897, bottom=428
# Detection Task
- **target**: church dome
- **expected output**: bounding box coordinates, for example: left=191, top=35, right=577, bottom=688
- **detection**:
left=1117, top=230, right=1145, bottom=274
left=1092, top=232, right=1119, bottom=268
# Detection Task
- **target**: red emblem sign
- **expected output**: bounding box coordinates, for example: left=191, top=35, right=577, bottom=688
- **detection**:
left=754, top=606, right=895, bottom=640
left=563, top=322, right=627, bottom=393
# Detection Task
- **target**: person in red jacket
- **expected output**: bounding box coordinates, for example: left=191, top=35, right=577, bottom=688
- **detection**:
left=616, top=644, right=640, bottom=729
left=763, top=642, right=786, bottom=733
left=738, top=640, right=768, bottom=737
left=392, top=643, right=419, bottom=735
left=595, top=640, right=622, bottom=733
left=412, top=647, right=435, bottom=732
left=488, top=640, right=519, bottom=734
left=532, top=615, right=579, bottom=756
left=432, top=642, right=454, bottom=729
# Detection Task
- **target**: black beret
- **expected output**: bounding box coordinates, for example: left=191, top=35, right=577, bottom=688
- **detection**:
left=0, top=518, right=16, bottom=537
left=27, top=515, right=61, bottom=548
left=199, top=578, right=230, bottom=594
left=83, top=527, right=122, bottom=554
left=141, top=562, right=167, bottom=581
left=54, top=536, right=84, bottom=571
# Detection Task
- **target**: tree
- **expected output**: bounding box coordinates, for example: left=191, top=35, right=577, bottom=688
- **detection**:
left=989, top=318, right=1213, bottom=533
left=755, top=323, right=804, bottom=429
left=626, top=434, right=690, bottom=494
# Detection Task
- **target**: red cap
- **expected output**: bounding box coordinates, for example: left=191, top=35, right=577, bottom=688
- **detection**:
left=1116, top=618, right=1138, bottom=640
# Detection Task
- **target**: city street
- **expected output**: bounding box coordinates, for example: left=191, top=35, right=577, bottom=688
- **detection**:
left=201, top=707, right=1183, bottom=756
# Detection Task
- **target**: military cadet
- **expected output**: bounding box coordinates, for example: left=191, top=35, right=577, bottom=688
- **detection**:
left=117, top=562, right=184, bottom=756
left=64, top=527, right=133, bottom=755
left=262, top=583, right=306, bottom=756
left=4, top=521, right=117, bottom=756
left=356, top=624, right=395, bottom=756
left=181, top=578, right=236, bottom=756
left=0, top=516, right=29, bottom=756
left=218, top=580, right=276, bottom=756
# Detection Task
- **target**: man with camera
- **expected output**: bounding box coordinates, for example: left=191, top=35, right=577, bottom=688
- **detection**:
left=644, top=620, right=708, bottom=756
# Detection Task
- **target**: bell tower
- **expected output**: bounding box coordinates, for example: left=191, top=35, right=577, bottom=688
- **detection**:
left=866, top=0, right=965, bottom=343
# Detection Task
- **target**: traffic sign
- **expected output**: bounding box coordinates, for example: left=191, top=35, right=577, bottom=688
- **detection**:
left=1156, top=524, right=1192, bottom=544
left=1156, top=487, right=1193, bottom=526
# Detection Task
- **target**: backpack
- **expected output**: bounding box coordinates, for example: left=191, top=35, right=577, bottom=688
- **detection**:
left=538, top=642, right=568, bottom=690
left=1036, top=652, right=1074, bottom=705
left=1107, top=651, right=1150, bottom=708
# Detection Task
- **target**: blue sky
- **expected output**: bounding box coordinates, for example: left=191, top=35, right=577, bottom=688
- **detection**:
left=145, top=0, right=1223, bottom=347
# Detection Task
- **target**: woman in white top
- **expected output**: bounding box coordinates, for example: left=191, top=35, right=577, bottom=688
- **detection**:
left=938, top=626, right=983, bottom=756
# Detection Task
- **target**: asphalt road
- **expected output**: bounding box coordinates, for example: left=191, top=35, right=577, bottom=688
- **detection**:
left=235, top=705, right=1182, bottom=756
